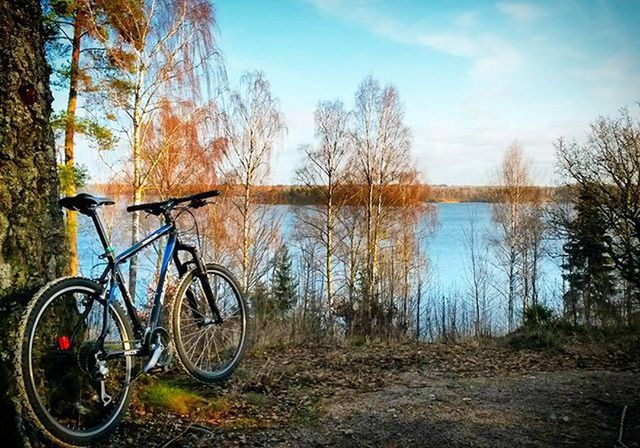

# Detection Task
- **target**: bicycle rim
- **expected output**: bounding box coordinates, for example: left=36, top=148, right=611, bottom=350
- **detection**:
left=25, top=285, right=132, bottom=438
left=174, top=267, right=246, bottom=380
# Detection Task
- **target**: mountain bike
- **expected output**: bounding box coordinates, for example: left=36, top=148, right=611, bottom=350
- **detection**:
left=16, top=190, right=248, bottom=446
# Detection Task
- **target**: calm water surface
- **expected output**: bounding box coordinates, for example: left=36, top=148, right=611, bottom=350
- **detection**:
left=76, top=201, right=565, bottom=316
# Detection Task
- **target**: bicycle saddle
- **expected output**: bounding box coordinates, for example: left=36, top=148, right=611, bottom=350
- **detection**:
left=59, top=193, right=115, bottom=215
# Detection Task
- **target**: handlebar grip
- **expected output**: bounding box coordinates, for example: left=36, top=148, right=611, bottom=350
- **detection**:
left=126, top=200, right=166, bottom=213
left=126, top=203, right=147, bottom=213
left=187, top=189, right=220, bottom=202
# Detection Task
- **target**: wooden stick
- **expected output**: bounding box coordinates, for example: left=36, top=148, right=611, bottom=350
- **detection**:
left=618, top=405, right=629, bottom=448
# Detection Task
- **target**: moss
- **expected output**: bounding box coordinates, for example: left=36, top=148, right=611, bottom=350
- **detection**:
left=349, top=334, right=367, bottom=348
left=141, top=381, right=230, bottom=416
left=243, top=391, right=268, bottom=408
left=223, top=417, right=263, bottom=430
left=141, top=383, right=204, bottom=415
left=292, top=396, right=324, bottom=428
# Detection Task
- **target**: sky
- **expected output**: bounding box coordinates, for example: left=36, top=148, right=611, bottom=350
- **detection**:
left=65, top=0, right=640, bottom=186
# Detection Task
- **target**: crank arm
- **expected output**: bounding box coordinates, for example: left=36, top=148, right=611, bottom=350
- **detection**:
left=99, top=381, right=112, bottom=406
left=144, top=340, right=165, bottom=373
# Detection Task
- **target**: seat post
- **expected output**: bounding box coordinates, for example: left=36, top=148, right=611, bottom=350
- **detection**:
left=90, top=209, right=111, bottom=251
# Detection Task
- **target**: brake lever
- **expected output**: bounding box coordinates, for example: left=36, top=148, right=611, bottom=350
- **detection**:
left=190, top=198, right=207, bottom=209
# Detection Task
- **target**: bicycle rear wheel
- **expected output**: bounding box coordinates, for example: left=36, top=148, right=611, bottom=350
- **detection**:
left=172, top=264, right=248, bottom=383
left=18, top=277, right=134, bottom=446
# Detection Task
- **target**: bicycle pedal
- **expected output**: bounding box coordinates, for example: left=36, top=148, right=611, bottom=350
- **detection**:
left=146, top=365, right=170, bottom=375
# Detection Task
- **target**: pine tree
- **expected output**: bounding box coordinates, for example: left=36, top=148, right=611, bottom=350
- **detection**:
left=250, top=281, right=271, bottom=322
left=562, top=188, right=617, bottom=324
left=42, top=0, right=117, bottom=274
left=271, top=244, right=297, bottom=316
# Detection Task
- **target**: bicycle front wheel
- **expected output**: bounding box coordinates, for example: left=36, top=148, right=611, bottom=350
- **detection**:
left=18, top=277, right=134, bottom=446
left=172, top=264, right=248, bottom=383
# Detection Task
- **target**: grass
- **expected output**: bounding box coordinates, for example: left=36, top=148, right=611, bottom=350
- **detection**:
left=292, top=395, right=324, bottom=428
left=142, top=383, right=202, bottom=414
left=348, top=334, right=368, bottom=348
left=501, top=321, right=640, bottom=361
left=141, top=381, right=229, bottom=415
left=243, top=391, right=268, bottom=408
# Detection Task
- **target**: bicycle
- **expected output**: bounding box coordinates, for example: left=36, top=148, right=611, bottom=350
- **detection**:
left=16, top=190, right=248, bottom=446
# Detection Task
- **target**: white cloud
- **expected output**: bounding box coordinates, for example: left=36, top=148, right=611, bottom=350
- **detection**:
left=299, top=0, right=637, bottom=185
left=496, top=1, right=543, bottom=22
left=573, top=54, right=640, bottom=99
left=411, top=31, right=524, bottom=78
left=302, top=0, right=532, bottom=184
left=306, top=1, right=524, bottom=81
left=455, top=11, right=479, bottom=28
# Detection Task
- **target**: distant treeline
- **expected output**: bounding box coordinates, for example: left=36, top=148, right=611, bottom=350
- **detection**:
left=92, top=183, right=564, bottom=205
left=430, top=185, right=566, bottom=203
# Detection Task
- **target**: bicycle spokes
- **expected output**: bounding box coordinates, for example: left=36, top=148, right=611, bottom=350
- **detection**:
left=27, top=288, right=131, bottom=432
left=175, top=268, right=246, bottom=378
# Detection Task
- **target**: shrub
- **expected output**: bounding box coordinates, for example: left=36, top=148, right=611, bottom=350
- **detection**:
left=524, top=303, right=555, bottom=328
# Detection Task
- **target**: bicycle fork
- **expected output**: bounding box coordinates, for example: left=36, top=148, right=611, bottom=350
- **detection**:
left=174, top=240, right=224, bottom=325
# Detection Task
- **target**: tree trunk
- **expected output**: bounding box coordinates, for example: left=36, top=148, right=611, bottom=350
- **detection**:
left=362, top=181, right=375, bottom=334
left=129, top=189, right=141, bottom=301
left=241, top=176, right=251, bottom=292
left=129, top=73, right=144, bottom=301
left=508, top=251, right=516, bottom=332
left=62, top=4, right=84, bottom=276
left=531, top=245, right=539, bottom=306
left=415, top=282, right=421, bottom=340
left=325, top=187, right=333, bottom=323
left=129, top=107, right=143, bottom=301
left=0, top=0, right=66, bottom=442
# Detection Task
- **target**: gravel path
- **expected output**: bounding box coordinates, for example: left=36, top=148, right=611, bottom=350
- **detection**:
left=98, top=342, right=639, bottom=448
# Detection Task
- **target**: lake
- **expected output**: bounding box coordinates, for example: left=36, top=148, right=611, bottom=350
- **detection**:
left=76, top=200, right=565, bottom=327
left=427, top=203, right=563, bottom=301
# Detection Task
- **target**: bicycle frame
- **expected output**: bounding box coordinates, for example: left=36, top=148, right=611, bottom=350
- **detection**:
left=87, top=208, right=218, bottom=358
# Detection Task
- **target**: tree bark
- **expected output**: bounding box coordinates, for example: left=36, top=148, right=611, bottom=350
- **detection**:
left=0, top=0, right=66, bottom=443
left=62, top=3, right=84, bottom=276
left=241, top=176, right=251, bottom=292
left=129, top=68, right=144, bottom=301
left=325, top=181, right=333, bottom=320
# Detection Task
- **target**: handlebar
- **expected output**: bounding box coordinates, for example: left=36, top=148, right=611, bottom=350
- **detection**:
left=126, top=189, right=220, bottom=214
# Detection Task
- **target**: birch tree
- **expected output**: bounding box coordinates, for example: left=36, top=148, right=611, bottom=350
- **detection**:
left=96, top=0, right=220, bottom=296
left=463, top=205, right=491, bottom=336
left=391, top=173, right=431, bottom=335
left=295, top=100, right=351, bottom=319
left=142, top=100, right=220, bottom=198
left=556, top=107, right=640, bottom=296
left=490, top=143, right=533, bottom=330
left=351, top=76, right=411, bottom=332
left=217, top=71, right=286, bottom=291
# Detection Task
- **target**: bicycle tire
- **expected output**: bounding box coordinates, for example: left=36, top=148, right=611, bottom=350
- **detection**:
left=17, top=277, right=134, bottom=446
left=171, top=264, right=248, bottom=383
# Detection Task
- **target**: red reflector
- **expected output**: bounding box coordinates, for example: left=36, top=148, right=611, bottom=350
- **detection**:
left=57, top=336, right=71, bottom=351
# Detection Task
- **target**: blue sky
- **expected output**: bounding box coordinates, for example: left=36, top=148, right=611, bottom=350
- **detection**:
left=216, top=0, right=640, bottom=185
left=66, top=0, right=640, bottom=185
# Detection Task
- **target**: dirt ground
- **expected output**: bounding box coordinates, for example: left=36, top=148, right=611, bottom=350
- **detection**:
left=99, top=341, right=640, bottom=448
